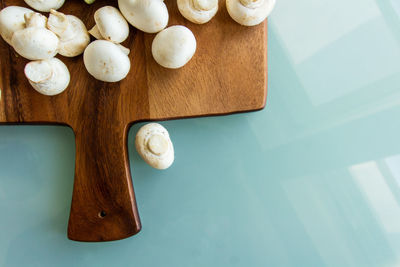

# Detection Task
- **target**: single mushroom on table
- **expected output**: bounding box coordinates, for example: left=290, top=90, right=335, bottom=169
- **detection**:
left=24, top=0, right=65, bottom=12
left=118, top=0, right=169, bottom=33
left=152, top=25, right=196, bottom=69
left=178, top=0, right=218, bottom=24
left=83, top=40, right=131, bottom=82
left=47, top=9, right=90, bottom=57
left=24, top=58, right=70, bottom=96
left=0, top=6, right=33, bottom=46
left=226, top=0, right=275, bottom=26
left=11, top=12, right=59, bottom=60
left=135, top=123, right=175, bottom=170
left=89, top=6, right=129, bottom=43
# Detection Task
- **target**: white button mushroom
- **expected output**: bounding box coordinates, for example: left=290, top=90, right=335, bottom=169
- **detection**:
left=11, top=12, right=59, bottom=60
left=24, top=0, right=65, bottom=12
left=89, top=6, right=129, bottom=44
left=178, top=0, right=218, bottom=24
left=152, top=25, right=196, bottom=69
left=118, top=0, right=169, bottom=33
left=0, top=6, right=33, bottom=46
left=47, top=9, right=90, bottom=57
left=24, top=58, right=70, bottom=96
left=135, top=123, right=174, bottom=170
left=226, top=0, right=275, bottom=26
left=83, top=40, right=131, bottom=82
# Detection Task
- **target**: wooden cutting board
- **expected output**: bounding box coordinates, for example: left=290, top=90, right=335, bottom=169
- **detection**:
left=0, top=0, right=267, bottom=241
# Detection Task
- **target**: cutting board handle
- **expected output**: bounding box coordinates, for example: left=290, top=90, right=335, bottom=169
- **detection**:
left=67, top=123, right=141, bottom=242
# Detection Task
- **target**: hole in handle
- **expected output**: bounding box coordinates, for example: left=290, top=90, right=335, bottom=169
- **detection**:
left=98, top=210, right=107, bottom=218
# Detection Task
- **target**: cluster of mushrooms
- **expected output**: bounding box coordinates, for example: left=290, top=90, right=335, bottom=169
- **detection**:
left=0, top=0, right=275, bottom=169
left=0, top=0, right=276, bottom=93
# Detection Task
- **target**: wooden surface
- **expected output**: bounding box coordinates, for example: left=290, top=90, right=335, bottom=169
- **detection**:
left=0, top=0, right=268, bottom=241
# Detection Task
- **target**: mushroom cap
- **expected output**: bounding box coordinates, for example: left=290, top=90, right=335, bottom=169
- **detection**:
left=94, top=6, right=129, bottom=43
left=118, top=0, right=169, bottom=33
left=0, top=6, right=33, bottom=45
left=83, top=40, right=131, bottom=82
left=24, top=58, right=70, bottom=96
left=135, top=123, right=174, bottom=170
left=152, top=25, right=196, bottom=69
left=58, top=15, right=90, bottom=57
left=177, top=0, right=218, bottom=24
left=48, top=10, right=90, bottom=57
left=226, top=0, right=275, bottom=26
left=11, top=27, right=59, bottom=60
left=24, top=0, right=65, bottom=12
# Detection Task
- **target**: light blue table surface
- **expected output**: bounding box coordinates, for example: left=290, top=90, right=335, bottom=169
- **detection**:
left=1, top=0, right=400, bottom=266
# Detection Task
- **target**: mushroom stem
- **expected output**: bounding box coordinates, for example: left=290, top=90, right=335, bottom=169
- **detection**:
left=47, top=9, right=67, bottom=35
left=117, top=44, right=130, bottom=55
left=192, top=0, right=217, bottom=11
left=227, top=0, right=275, bottom=26
left=24, top=12, right=47, bottom=28
left=178, top=0, right=218, bottom=24
left=88, top=24, right=103, bottom=40
left=239, top=0, right=263, bottom=8
left=48, top=9, right=75, bottom=40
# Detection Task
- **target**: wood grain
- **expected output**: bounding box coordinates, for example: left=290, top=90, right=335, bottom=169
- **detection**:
left=0, top=0, right=267, bottom=241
